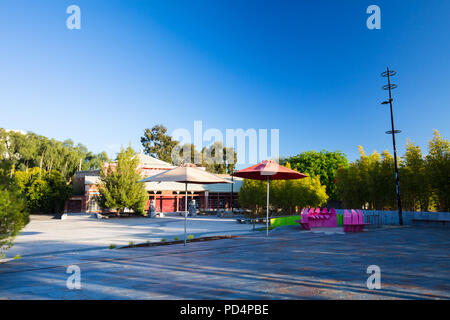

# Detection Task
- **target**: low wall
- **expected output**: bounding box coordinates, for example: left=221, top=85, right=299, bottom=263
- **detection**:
left=336, top=209, right=450, bottom=226
left=269, top=210, right=450, bottom=227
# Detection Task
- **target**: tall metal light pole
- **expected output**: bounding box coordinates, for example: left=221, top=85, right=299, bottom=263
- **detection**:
left=381, top=67, right=403, bottom=225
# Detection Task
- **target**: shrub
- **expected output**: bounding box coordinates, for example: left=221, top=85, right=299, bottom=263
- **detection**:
left=0, top=186, right=30, bottom=258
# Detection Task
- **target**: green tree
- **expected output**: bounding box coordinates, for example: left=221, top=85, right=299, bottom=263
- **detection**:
left=237, top=179, right=266, bottom=215
left=172, top=143, right=202, bottom=166
left=201, top=141, right=237, bottom=174
left=401, top=140, right=429, bottom=211
left=0, top=183, right=29, bottom=258
left=281, top=150, right=348, bottom=199
left=0, top=128, right=107, bottom=181
left=337, top=131, right=449, bottom=212
left=239, top=166, right=328, bottom=216
left=97, top=147, right=148, bottom=215
left=14, top=168, right=72, bottom=214
left=141, top=125, right=178, bottom=163
left=426, top=130, right=450, bottom=211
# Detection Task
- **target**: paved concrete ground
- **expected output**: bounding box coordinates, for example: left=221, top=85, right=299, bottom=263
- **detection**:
left=0, top=226, right=449, bottom=299
left=1, top=214, right=255, bottom=260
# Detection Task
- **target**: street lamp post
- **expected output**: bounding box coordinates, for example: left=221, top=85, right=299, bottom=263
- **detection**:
left=381, top=67, right=403, bottom=225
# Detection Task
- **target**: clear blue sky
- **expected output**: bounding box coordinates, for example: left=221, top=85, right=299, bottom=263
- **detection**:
left=0, top=0, right=449, bottom=165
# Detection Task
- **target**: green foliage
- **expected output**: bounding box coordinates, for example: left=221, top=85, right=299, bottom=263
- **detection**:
left=109, top=244, right=117, bottom=249
left=140, top=125, right=179, bottom=163
left=0, top=184, right=30, bottom=258
left=172, top=143, right=202, bottom=166
left=201, top=141, right=237, bottom=174
left=238, top=179, right=267, bottom=212
left=337, top=130, right=450, bottom=212
left=97, top=146, right=148, bottom=215
left=426, top=130, right=450, bottom=211
left=238, top=174, right=328, bottom=215
left=174, top=236, right=180, bottom=241
left=0, top=128, right=108, bottom=181
left=14, top=168, right=73, bottom=214
left=281, top=150, right=348, bottom=199
left=337, top=147, right=397, bottom=210
left=400, top=140, right=429, bottom=211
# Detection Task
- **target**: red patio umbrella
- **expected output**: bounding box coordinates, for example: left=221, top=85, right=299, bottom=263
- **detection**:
left=232, top=160, right=308, bottom=236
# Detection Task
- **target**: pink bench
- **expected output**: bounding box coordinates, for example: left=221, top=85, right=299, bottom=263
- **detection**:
left=297, top=207, right=337, bottom=230
left=343, top=209, right=368, bottom=232
left=296, top=208, right=311, bottom=230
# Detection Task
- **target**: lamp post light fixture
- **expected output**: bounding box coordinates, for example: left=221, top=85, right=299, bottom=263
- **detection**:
left=381, top=67, right=403, bottom=225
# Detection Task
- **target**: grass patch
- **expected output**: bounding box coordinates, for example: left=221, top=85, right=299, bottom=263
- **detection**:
left=255, top=226, right=276, bottom=232
left=120, top=235, right=238, bottom=249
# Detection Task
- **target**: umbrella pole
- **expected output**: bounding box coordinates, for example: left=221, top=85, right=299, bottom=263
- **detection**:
left=184, top=183, right=188, bottom=246
left=266, top=177, right=269, bottom=237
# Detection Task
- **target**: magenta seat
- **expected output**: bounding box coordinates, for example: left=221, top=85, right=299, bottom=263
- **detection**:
left=356, top=209, right=365, bottom=231
left=297, top=208, right=311, bottom=230
left=343, top=210, right=352, bottom=232
left=342, top=209, right=366, bottom=232
left=298, top=207, right=338, bottom=229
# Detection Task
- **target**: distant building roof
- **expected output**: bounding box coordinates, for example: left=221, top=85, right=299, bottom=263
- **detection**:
left=205, top=176, right=243, bottom=193
left=135, top=153, right=174, bottom=168
left=144, top=181, right=206, bottom=192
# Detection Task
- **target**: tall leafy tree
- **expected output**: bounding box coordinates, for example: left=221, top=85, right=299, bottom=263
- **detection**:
left=14, top=168, right=72, bottom=214
left=0, top=128, right=108, bottom=180
left=239, top=166, right=328, bottom=216
left=171, top=143, right=202, bottom=166
left=337, top=130, right=449, bottom=212
left=400, top=140, right=429, bottom=211
left=97, top=147, right=148, bottom=215
left=201, top=141, right=236, bottom=174
left=426, top=130, right=450, bottom=211
left=0, top=183, right=29, bottom=258
left=337, top=147, right=396, bottom=210
left=281, top=150, right=348, bottom=199
left=141, top=125, right=178, bottom=163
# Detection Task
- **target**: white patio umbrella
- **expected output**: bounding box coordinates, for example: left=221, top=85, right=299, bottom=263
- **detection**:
left=139, top=163, right=231, bottom=245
